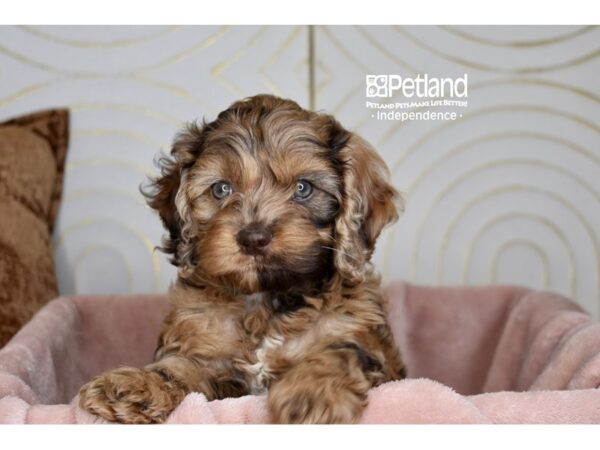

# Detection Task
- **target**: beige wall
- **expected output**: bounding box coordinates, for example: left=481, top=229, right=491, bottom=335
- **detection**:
left=1, top=26, right=599, bottom=316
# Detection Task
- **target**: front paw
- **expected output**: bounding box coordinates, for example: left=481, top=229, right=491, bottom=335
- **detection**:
left=268, top=375, right=368, bottom=424
left=79, top=367, right=185, bottom=424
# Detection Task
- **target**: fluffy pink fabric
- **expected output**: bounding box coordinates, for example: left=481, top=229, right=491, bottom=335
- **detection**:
left=1, top=282, right=599, bottom=424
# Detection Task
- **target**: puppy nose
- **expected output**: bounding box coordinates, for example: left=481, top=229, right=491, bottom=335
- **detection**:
left=236, top=224, right=272, bottom=255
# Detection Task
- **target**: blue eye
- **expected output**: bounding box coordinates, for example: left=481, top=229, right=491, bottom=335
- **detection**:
left=211, top=181, right=232, bottom=199
left=294, top=180, right=313, bottom=200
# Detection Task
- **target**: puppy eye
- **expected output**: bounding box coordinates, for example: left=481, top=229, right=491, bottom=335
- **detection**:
left=294, top=180, right=313, bottom=201
left=211, top=181, right=232, bottom=200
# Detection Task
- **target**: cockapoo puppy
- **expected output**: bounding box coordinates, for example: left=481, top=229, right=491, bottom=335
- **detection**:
left=79, top=94, right=406, bottom=424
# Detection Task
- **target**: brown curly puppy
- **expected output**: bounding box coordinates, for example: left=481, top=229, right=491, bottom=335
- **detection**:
left=79, top=94, right=406, bottom=424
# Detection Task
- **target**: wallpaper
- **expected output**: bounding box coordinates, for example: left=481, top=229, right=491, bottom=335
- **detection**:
left=1, top=25, right=599, bottom=316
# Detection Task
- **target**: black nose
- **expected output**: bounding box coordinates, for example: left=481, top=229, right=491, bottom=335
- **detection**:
left=236, top=224, right=272, bottom=255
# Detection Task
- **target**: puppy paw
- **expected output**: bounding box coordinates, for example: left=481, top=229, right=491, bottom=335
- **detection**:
left=268, top=367, right=369, bottom=424
left=267, top=348, right=374, bottom=424
left=269, top=383, right=366, bottom=424
left=79, top=367, right=185, bottom=424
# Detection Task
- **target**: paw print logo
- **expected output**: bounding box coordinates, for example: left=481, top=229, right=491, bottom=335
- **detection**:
left=366, top=75, right=388, bottom=97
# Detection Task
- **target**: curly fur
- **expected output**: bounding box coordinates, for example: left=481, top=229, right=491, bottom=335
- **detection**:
left=79, top=94, right=405, bottom=424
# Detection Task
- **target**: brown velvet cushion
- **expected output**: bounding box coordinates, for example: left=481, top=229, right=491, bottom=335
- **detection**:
left=0, top=109, right=69, bottom=347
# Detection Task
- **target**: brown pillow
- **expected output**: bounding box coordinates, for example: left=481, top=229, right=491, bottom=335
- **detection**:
left=0, top=109, right=69, bottom=347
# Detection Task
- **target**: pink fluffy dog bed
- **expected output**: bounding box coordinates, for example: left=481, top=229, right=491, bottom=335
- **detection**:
left=1, top=281, right=600, bottom=424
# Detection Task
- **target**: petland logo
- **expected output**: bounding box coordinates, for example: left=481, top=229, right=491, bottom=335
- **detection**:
left=366, top=74, right=468, bottom=98
left=365, top=73, right=469, bottom=122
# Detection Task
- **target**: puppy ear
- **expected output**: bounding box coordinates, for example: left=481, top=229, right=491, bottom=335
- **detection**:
left=142, top=122, right=205, bottom=274
left=329, top=121, right=402, bottom=284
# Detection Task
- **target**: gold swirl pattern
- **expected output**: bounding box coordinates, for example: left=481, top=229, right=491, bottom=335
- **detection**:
left=18, top=25, right=184, bottom=48
left=53, top=218, right=162, bottom=293
left=422, top=159, right=600, bottom=284
left=73, top=244, right=134, bottom=294
left=464, top=213, right=575, bottom=296
left=382, top=119, right=599, bottom=286
left=3, top=25, right=599, bottom=317
left=0, top=26, right=229, bottom=77
left=71, top=103, right=182, bottom=127
left=393, top=26, right=600, bottom=74
left=438, top=26, right=596, bottom=48
left=489, top=239, right=550, bottom=288
left=436, top=185, right=600, bottom=317
left=63, top=188, right=146, bottom=205
left=260, top=26, right=304, bottom=98
left=65, top=159, right=156, bottom=177
left=308, top=25, right=316, bottom=109
left=389, top=105, right=599, bottom=172
left=211, top=27, right=270, bottom=97
left=407, top=133, right=600, bottom=194
left=0, top=26, right=310, bottom=295
left=378, top=78, right=600, bottom=147
left=72, top=128, right=168, bottom=149
left=311, top=26, right=600, bottom=316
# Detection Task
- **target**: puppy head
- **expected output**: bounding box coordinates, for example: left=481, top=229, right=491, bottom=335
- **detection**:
left=144, top=94, right=400, bottom=294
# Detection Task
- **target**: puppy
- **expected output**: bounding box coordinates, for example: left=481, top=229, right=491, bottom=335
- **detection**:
left=79, top=94, right=405, bottom=424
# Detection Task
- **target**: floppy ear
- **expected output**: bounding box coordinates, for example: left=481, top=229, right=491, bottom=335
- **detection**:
left=330, top=124, right=402, bottom=284
left=141, top=122, right=205, bottom=275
